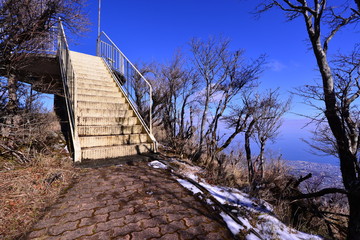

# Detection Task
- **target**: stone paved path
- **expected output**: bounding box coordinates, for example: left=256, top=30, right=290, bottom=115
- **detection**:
left=26, top=160, right=234, bottom=240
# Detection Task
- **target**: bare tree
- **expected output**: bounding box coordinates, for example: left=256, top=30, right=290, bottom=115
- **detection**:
left=159, top=53, right=199, bottom=153
left=257, top=1, right=360, bottom=238
left=233, top=90, right=289, bottom=184
left=253, top=89, right=290, bottom=179
left=190, top=36, right=264, bottom=164
left=0, top=0, right=88, bottom=113
left=0, top=0, right=88, bottom=162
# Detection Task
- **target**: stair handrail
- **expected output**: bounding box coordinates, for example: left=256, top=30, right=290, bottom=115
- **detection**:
left=57, top=19, right=81, bottom=162
left=97, top=32, right=153, bottom=136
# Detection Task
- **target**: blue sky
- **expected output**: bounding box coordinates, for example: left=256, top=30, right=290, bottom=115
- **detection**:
left=66, top=0, right=359, bottom=164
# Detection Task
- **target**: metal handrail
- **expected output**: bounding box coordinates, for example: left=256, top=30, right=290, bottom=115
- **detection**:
left=57, top=19, right=80, bottom=162
left=97, top=32, right=153, bottom=135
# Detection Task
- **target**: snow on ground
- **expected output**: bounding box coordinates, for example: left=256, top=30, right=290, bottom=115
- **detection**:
left=177, top=179, right=203, bottom=194
left=168, top=158, right=322, bottom=240
left=148, top=160, right=168, bottom=169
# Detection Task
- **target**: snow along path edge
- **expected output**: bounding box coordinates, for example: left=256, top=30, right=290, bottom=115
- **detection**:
left=148, top=158, right=264, bottom=239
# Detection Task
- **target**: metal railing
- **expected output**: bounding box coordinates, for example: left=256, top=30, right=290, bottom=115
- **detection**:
left=37, top=26, right=58, bottom=54
left=97, top=32, right=153, bottom=135
left=57, top=19, right=80, bottom=162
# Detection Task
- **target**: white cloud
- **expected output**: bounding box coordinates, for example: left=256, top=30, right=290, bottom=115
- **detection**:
left=267, top=59, right=286, bottom=72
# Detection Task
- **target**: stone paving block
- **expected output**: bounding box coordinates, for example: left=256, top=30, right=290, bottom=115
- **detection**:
left=123, top=211, right=152, bottom=224
left=200, top=223, right=223, bottom=233
left=203, top=232, right=230, bottom=240
left=159, top=222, right=186, bottom=235
left=178, top=224, right=205, bottom=236
left=108, top=207, right=134, bottom=220
left=27, top=228, right=47, bottom=239
left=127, top=199, right=144, bottom=207
left=177, top=229, right=200, bottom=240
left=133, top=203, right=152, bottom=213
left=78, top=230, right=112, bottom=240
left=76, top=193, right=96, bottom=200
left=113, top=234, right=131, bottom=240
left=112, top=222, right=141, bottom=237
left=79, top=214, right=108, bottom=227
left=95, top=218, right=125, bottom=232
left=78, top=201, right=107, bottom=211
left=57, top=225, right=95, bottom=240
left=137, top=217, right=161, bottom=229
left=48, top=220, right=79, bottom=236
left=182, top=216, right=212, bottom=228
left=166, top=212, right=189, bottom=222
left=131, top=226, right=161, bottom=239
left=94, top=204, right=119, bottom=215
left=60, top=210, right=94, bottom=223
left=31, top=216, right=61, bottom=230
left=155, top=232, right=180, bottom=240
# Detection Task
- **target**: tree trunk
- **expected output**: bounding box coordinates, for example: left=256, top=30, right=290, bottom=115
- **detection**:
left=259, top=141, right=265, bottom=179
left=194, top=87, right=210, bottom=162
left=4, top=74, right=19, bottom=149
left=305, top=18, right=360, bottom=239
left=245, top=120, right=256, bottom=183
left=348, top=190, right=360, bottom=240
left=7, top=74, right=18, bottom=114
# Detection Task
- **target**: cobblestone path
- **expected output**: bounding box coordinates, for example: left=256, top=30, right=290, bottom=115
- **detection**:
left=26, top=160, right=234, bottom=239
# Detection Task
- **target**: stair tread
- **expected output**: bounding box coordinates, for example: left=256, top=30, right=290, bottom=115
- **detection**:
left=79, top=133, right=147, bottom=137
left=82, top=143, right=152, bottom=150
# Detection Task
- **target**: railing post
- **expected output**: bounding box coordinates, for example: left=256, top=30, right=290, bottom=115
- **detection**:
left=150, top=87, right=153, bottom=135
left=96, top=0, right=101, bottom=56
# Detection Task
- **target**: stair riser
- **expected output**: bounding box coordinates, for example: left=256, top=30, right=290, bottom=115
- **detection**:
left=73, top=66, right=109, bottom=75
left=80, top=134, right=149, bottom=148
left=77, top=89, right=121, bottom=98
left=77, top=117, right=139, bottom=126
left=76, top=72, right=112, bottom=80
left=76, top=78, right=116, bottom=86
left=82, top=144, right=153, bottom=160
left=78, top=125, right=143, bottom=136
left=77, top=85, right=119, bottom=92
left=77, top=81, right=116, bottom=88
left=78, top=109, right=134, bottom=118
left=72, top=63, right=107, bottom=70
left=77, top=95, right=125, bottom=103
left=77, top=102, right=129, bottom=110
left=70, top=54, right=103, bottom=63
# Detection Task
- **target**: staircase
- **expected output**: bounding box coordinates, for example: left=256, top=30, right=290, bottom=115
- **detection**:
left=66, top=51, right=155, bottom=161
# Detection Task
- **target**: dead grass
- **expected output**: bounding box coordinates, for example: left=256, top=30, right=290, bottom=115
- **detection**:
left=0, top=111, right=77, bottom=240
left=0, top=154, right=76, bottom=240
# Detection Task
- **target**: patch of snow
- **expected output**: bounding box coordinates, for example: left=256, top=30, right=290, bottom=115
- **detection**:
left=254, top=215, right=322, bottom=240
left=238, top=216, right=252, bottom=229
left=220, top=212, right=244, bottom=235
left=206, top=199, right=214, bottom=205
left=64, top=145, right=69, bottom=153
left=148, top=160, right=167, bottom=169
left=246, top=233, right=261, bottom=240
left=199, top=181, right=269, bottom=213
left=176, top=179, right=203, bottom=194
left=185, top=173, right=199, bottom=182
left=171, top=158, right=323, bottom=240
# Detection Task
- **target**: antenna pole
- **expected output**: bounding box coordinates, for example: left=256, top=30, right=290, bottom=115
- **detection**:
left=96, top=0, right=101, bottom=56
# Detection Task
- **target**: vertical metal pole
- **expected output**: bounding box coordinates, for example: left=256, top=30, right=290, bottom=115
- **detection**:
left=96, top=0, right=101, bottom=56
